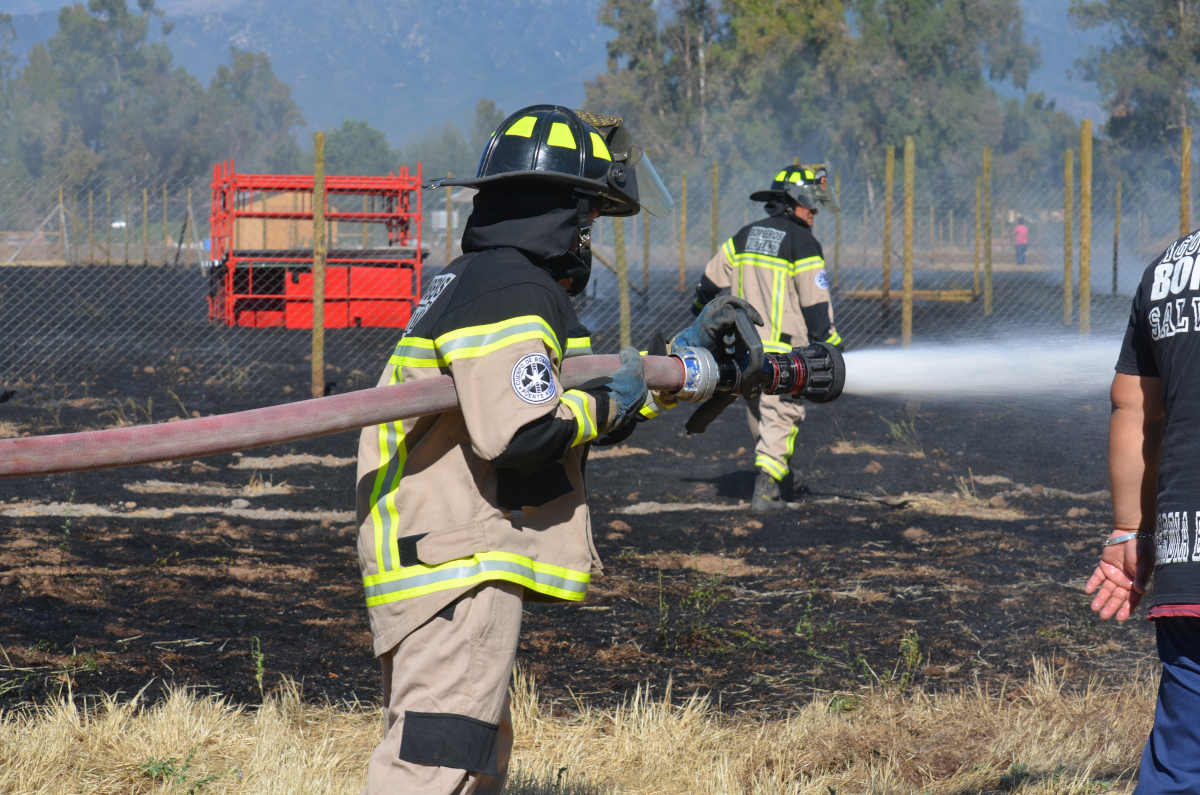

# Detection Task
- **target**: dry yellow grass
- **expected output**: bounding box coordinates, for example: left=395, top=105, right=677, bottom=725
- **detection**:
left=0, top=662, right=1153, bottom=794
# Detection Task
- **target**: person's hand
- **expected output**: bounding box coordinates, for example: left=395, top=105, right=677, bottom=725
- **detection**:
left=1084, top=531, right=1154, bottom=622
left=596, top=346, right=648, bottom=433
left=671, top=295, right=763, bottom=354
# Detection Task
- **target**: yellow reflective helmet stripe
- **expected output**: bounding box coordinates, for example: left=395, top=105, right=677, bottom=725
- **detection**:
left=561, top=389, right=598, bottom=447
left=788, top=171, right=803, bottom=183
left=363, top=551, right=590, bottom=605
left=773, top=170, right=787, bottom=182
left=590, top=132, right=611, bottom=161
left=505, top=115, right=538, bottom=138
left=547, top=122, right=577, bottom=149
left=804, top=170, right=814, bottom=180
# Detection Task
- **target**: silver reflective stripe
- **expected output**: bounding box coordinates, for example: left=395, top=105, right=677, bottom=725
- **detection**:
left=373, top=420, right=403, bottom=572
left=437, top=320, right=561, bottom=358
left=389, top=338, right=439, bottom=364
left=363, top=556, right=587, bottom=601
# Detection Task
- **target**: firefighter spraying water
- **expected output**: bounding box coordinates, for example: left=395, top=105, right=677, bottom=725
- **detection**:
left=0, top=104, right=847, bottom=795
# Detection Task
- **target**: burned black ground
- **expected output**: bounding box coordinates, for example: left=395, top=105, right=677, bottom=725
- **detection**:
left=0, top=370, right=1154, bottom=715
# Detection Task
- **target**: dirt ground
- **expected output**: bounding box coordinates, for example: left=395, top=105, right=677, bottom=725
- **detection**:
left=0, top=371, right=1155, bottom=715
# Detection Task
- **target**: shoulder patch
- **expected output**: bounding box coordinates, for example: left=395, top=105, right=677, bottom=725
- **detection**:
left=745, top=226, right=787, bottom=257
left=405, top=273, right=456, bottom=332
left=814, top=271, right=829, bottom=290
left=511, top=353, right=556, bottom=405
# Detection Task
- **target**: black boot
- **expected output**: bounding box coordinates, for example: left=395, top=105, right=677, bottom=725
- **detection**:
left=751, top=471, right=786, bottom=512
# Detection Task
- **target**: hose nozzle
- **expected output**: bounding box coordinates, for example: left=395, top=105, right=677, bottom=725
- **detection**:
left=761, top=341, right=845, bottom=403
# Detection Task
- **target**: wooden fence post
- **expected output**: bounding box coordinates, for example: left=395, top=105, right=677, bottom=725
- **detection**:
left=983, top=146, right=993, bottom=316
left=974, top=178, right=981, bottom=295
left=903, top=137, right=915, bottom=346
left=883, top=145, right=894, bottom=312
left=833, top=169, right=841, bottom=288
left=679, top=171, right=688, bottom=290
left=312, top=131, right=327, bottom=399
left=615, top=216, right=631, bottom=348
left=1064, top=149, right=1074, bottom=326
left=1182, top=126, right=1192, bottom=238
left=1113, top=180, right=1122, bottom=296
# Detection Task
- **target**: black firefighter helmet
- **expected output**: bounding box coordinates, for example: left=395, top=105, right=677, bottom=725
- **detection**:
left=750, top=165, right=838, bottom=211
left=429, top=105, right=673, bottom=218
left=425, top=105, right=673, bottom=295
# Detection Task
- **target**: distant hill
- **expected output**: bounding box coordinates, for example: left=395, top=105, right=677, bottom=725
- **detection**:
left=9, top=0, right=1110, bottom=145
left=11, top=0, right=610, bottom=144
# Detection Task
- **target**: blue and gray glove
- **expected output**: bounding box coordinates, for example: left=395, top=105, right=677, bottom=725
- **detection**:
left=672, top=295, right=764, bottom=353
left=595, top=346, right=649, bottom=434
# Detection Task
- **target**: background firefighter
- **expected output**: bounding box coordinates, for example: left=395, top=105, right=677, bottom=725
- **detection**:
left=354, top=105, right=752, bottom=794
left=690, top=165, right=842, bottom=511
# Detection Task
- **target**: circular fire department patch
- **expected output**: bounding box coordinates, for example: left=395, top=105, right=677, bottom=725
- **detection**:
left=511, top=353, right=556, bottom=405
left=815, top=270, right=829, bottom=290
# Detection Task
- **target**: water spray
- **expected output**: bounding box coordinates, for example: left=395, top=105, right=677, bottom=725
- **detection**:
left=841, top=337, right=1120, bottom=400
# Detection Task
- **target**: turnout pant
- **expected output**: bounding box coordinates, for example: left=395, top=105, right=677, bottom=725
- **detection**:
left=746, top=394, right=805, bottom=481
left=364, top=582, right=523, bottom=795
left=1135, top=617, right=1200, bottom=795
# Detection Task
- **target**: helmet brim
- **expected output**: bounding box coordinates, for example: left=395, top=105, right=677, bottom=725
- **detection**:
left=750, top=189, right=791, bottom=203
left=427, top=154, right=674, bottom=219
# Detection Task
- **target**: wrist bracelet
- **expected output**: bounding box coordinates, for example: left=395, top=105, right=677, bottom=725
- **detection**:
left=1103, top=532, right=1153, bottom=547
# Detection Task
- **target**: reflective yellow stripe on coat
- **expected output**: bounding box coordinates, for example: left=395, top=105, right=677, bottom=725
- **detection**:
left=363, top=551, right=590, bottom=605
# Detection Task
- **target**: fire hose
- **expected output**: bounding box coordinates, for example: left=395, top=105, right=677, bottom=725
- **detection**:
left=0, top=324, right=844, bottom=479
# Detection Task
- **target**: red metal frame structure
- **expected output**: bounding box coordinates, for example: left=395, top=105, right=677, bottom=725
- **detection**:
left=208, top=160, right=424, bottom=329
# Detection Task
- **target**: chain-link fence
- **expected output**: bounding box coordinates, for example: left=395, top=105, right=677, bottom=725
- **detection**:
left=0, top=164, right=1188, bottom=410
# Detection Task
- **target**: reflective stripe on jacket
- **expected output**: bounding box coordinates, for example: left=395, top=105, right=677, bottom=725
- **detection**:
left=696, top=215, right=839, bottom=350
left=356, top=249, right=604, bottom=655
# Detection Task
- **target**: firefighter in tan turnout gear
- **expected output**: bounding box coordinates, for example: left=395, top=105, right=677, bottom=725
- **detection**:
left=692, top=165, right=841, bottom=511
left=354, top=105, right=752, bottom=794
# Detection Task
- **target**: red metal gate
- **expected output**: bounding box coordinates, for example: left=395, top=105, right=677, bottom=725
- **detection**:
left=208, top=161, right=424, bottom=329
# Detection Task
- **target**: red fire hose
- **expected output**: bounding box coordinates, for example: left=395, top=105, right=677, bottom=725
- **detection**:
left=0, top=355, right=686, bottom=479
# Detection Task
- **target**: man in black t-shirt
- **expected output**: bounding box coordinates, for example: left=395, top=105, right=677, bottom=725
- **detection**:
left=1088, top=230, right=1200, bottom=794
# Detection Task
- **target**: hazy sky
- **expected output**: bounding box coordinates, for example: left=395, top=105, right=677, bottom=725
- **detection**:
left=7, top=0, right=1109, bottom=140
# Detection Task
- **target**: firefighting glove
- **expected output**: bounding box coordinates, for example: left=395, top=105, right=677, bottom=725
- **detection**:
left=594, top=346, right=649, bottom=434
left=671, top=295, right=763, bottom=354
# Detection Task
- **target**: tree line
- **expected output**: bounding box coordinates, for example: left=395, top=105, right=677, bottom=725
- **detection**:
left=1, top=0, right=1198, bottom=193
left=587, top=0, right=1200, bottom=191
left=0, top=0, right=502, bottom=187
